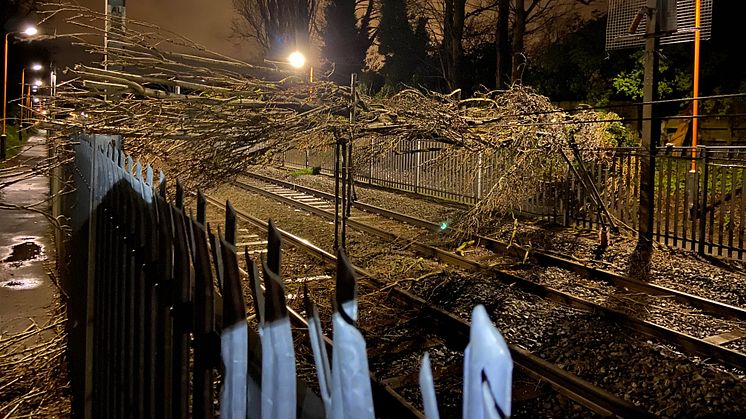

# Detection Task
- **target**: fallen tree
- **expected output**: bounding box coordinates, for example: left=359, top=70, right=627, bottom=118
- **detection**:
left=36, top=3, right=630, bottom=233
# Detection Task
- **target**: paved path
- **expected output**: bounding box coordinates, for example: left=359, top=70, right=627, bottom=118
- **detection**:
left=0, top=135, right=57, bottom=336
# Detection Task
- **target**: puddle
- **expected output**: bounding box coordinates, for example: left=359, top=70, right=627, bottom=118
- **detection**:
left=2, top=241, right=43, bottom=265
left=0, top=278, right=42, bottom=290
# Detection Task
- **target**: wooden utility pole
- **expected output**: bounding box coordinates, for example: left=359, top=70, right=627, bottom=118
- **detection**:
left=638, top=0, right=660, bottom=247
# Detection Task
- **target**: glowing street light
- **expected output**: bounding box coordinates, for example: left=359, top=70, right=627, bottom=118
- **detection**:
left=3, top=24, right=39, bottom=159
left=288, top=51, right=306, bottom=69
left=20, top=63, right=43, bottom=126
left=22, top=26, right=38, bottom=36
left=33, top=79, right=43, bottom=87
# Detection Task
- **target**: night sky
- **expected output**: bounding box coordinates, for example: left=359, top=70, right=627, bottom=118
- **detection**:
left=72, top=0, right=259, bottom=61
left=1, top=0, right=261, bottom=110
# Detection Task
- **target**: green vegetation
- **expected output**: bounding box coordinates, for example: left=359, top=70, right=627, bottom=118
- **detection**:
left=290, top=166, right=321, bottom=176
left=2, top=125, right=26, bottom=160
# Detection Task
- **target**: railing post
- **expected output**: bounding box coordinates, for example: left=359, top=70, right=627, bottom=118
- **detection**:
left=369, top=137, right=374, bottom=184
left=84, top=138, right=99, bottom=418
left=476, top=151, right=483, bottom=201
left=415, top=140, right=421, bottom=194
left=698, top=146, right=709, bottom=256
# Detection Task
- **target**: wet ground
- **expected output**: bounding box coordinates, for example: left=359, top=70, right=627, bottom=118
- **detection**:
left=0, top=135, right=56, bottom=336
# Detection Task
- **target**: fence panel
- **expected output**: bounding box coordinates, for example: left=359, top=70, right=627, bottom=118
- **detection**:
left=65, top=135, right=221, bottom=418
left=281, top=143, right=746, bottom=260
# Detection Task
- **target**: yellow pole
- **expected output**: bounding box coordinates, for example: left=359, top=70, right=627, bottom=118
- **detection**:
left=25, top=85, right=31, bottom=120
left=3, top=32, right=9, bottom=135
left=19, top=67, right=24, bottom=126
left=691, top=0, right=701, bottom=171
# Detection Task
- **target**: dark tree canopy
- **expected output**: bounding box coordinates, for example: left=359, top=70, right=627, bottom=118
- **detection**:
left=377, top=0, right=431, bottom=89
left=232, top=0, right=317, bottom=59
left=321, top=0, right=376, bottom=84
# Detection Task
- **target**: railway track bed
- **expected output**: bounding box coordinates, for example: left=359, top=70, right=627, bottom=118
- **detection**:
left=197, top=194, right=623, bottom=418
left=255, top=165, right=746, bottom=310
left=235, top=172, right=746, bottom=368
left=203, top=178, right=746, bottom=417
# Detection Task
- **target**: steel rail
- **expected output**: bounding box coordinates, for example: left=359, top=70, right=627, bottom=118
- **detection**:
left=246, top=171, right=746, bottom=322
left=233, top=176, right=746, bottom=372
left=202, top=192, right=649, bottom=418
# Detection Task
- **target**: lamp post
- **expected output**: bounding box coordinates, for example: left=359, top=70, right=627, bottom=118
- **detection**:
left=2, top=25, right=38, bottom=160
left=288, top=50, right=314, bottom=96
left=19, top=63, right=43, bottom=128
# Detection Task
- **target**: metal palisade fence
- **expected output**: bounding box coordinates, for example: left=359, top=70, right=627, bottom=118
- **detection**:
left=58, top=134, right=514, bottom=418
left=282, top=142, right=746, bottom=260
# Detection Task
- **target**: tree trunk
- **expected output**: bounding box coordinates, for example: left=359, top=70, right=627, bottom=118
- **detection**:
left=441, top=0, right=465, bottom=91
left=511, top=0, right=526, bottom=84
left=451, top=0, right=465, bottom=90
left=495, top=0, right=510, bottom=88
left=442, top=0, right=454, bottom=89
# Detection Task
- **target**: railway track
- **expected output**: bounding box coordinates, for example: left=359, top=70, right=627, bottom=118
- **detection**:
left=234, top=172, right=746, bottom=372
left=200, top=193, right=649, bottom=418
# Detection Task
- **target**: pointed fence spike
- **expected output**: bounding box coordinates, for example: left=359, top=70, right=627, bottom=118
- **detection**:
left=267, top=219, right=282, bottom=276
left=146, top=164, right=154, bottom=186
left=158, top=170, right=166, bottom=197
left=197, top=191, right=206, bottom=224
left=420, top=352, right=441, bottom=419
left=261, top=258, right=286, bottom=323
left=464, top=305, right=513, bottom=419
left=225, top=201, right=236, bottom=245
left=245, top=249, right=264, bottom=326
left=136, top=160, right=143, bottom=180
left=208, top=223, right=224, bottom=292
left=175, top=180, right=184, bottom=209
left=336, top=248, right=357, bottom=324
left=303, top=283, right=313, bottom=317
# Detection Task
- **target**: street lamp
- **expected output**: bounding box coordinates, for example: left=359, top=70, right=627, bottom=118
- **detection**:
left=2, top=24, right=38, bottom=160
left=22, top=26, right=38, bottom=37
left=288, top=51, right=306, bottom=69
left=288, top=50, right=315, bottom=90
left=19, top=63, right=43, bottom=127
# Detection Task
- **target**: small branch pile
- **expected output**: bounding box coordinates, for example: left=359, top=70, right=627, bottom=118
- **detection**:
left=0, top=303, right=70, bottom=417
left=37, top=3, right=618, bottom=231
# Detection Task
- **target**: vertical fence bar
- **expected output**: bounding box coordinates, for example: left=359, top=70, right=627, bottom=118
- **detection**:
left=728, top=161, right=736, bottom=258
left=655, top=154, right=664, bottom=240
left=155, top=192, right=174, bottom=419
left=415, top=140, right=421, bottom=194
left=738, top=162, right=746, bottom=260
left=664, top=156, right=673, bottom=245
left=699, top=147, right=709, bottom=256
left=716, top=160, right=725, bottom=256
left=84, top=140, right=97, bottom=418
left=144, top=174, right=158, bottom=419
left=171, top=205, right=193, bottom=418
left=673, top=157, right=681, bottom=248
left=708, top=159, right=716, bottom=255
